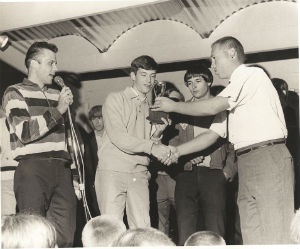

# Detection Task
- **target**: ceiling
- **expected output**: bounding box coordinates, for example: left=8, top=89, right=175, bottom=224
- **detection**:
left=1, top=0, right=296, bottom=54
left=0, top=0, right=298, bottom=80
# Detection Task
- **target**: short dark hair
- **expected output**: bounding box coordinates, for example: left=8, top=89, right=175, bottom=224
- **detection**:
left=212, top=36, right=246, bottom=63
left=184, top=65, right=213, bottom=86
left=88, top=105, right=103, bottom=121
left=130, top=55, right=158, bottom=74
left=25, top=42, right=58, bottom=69
left=184, top=231, right=226, bottom=246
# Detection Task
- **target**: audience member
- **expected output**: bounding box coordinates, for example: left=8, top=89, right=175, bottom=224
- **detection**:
left=153, top=36, right=294, bottom=244
left=81, top=214, right=126, bottom=247
left=94, top=55, right=171, bottom=228
left=2, top=41, right=77, bottom=247
left=174, top=65, right=237, bottom=245
left=1, top=213, right=57, bottom=248
left=0, top=106, right=18, bottom=216
left=184, top=230, right=226, bottom=246
left=114, top=227, right=175, bottom=246
left=77, top=105, right=104, bottom=217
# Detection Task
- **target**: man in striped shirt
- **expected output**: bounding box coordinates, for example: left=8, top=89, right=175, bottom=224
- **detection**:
left=2, top=42, right=76, bottom=247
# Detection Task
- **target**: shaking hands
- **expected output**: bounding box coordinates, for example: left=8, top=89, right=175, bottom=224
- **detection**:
left=151, top=144, right=180, bottom=166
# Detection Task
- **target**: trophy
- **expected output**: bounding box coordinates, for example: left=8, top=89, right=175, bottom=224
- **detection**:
left=147, top=81, right=169, bottom=124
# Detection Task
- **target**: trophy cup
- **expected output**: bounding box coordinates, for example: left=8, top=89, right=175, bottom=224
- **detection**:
left=147, top=81, right=169, bottom=124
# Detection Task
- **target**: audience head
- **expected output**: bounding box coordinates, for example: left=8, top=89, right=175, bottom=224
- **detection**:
left=88, top=105, right=104, bottom=132
left=290, top=209, right=300, bottom=243
left=184, top=230, right=226, bottom=246
left=130, top=55, right=158, bottom=95
left=81, top=214, right=126, bottom=247
left=114, top=227, right=175, bottom=247
left=272, top=78, right=289, bottom=108
left=184, top=65, right=213, bottom=99
left=211, top=36, right=245, bottom=79
left=1, top=213, right=57, bottom=248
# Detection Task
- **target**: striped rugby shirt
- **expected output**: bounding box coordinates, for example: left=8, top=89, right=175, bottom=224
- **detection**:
left=2, top=78, right=71, bottom=161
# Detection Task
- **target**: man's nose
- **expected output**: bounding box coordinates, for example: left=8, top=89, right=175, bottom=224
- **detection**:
left=211, top=61, right=216, bottom=71
left=53, top=64, right=58, bottom=72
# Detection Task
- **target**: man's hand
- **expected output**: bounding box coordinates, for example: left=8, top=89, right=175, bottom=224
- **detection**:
left=73, top=179, right=82, bottom=200
left=151, top=97, right=176, bottom=112
left=162, top=146, right=180, bottom=166
left=152, top=117, right=172, bottom=138
left=151, top=144, right=171, bottom=161
left=57, top=87, right=73, bottom=114
left=190, top=156, right=204, bottom=165
left=223, top=171, right=231, bottom=182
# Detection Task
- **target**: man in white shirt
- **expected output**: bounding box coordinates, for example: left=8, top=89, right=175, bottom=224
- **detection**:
left=152, top=36, right=294, bottom=244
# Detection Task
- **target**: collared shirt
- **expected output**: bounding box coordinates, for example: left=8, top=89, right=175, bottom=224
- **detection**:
left=99, top=86, right=154, bottom=172
left=210, top=64, right=287, bottom=150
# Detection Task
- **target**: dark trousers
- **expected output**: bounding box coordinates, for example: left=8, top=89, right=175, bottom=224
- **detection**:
left=175, top=167, right=226, bottom=246
left=14, top=158, right=77, bottom=247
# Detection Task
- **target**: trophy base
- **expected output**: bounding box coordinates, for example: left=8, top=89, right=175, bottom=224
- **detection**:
left=147, top=110, right=169, bottom=124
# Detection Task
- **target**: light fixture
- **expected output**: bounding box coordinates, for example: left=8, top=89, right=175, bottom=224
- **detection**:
left=0, top=35, right=9, bottom=48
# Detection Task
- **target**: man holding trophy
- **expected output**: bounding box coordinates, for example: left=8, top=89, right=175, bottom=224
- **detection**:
left=95, top=55, right=171, bottom=228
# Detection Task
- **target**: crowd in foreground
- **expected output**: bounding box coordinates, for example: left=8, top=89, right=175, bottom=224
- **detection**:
left=2, top=211, right=300, bottom=247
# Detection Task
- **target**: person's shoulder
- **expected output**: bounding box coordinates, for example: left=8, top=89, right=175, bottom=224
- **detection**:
left=104, top=89, right=129, bottom=108
left=3, top=82, right=25, bottom=98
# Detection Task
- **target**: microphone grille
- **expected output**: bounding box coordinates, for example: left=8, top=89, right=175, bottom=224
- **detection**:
left=54, top=76, right=64, bottom=88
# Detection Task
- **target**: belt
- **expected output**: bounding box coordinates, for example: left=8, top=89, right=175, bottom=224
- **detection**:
left=1, top=166, right=17, bottom=172
left=236, top=138, right=285, bottom=157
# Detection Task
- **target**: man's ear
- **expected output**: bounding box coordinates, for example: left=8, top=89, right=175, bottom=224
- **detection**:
left=130, top=71, right=136, bottom=82
left=228, top=48, right=237, bottom=59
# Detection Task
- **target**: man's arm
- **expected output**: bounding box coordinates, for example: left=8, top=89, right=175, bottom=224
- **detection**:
left=2, top=87, right=63, bottom=144
left=162, top=129, right=220, bottom=165
left=177, top=129, right=220, bottom=157
left=152, top=96, right=229, bottom=116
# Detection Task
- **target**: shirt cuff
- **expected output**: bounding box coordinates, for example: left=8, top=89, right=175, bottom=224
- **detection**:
left=51, top=108, right=63, bottom=123
left=145, top=140, right=155, bottom=155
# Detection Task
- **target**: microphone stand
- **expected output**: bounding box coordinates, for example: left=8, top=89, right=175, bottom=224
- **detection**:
left=67, top=107, right=92, bottom=222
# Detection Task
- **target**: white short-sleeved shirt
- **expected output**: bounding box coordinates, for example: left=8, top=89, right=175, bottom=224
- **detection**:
left=210, top=64, right=287, bottom=150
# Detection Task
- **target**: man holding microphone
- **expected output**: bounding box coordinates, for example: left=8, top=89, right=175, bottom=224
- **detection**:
left=2, top=42, right=77, bottom=247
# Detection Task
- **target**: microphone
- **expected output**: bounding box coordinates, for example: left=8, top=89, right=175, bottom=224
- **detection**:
left=54, top=76, right=65, bottom=88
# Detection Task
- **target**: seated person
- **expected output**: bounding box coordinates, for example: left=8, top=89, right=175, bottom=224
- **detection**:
left=1, top=213, right=57, bottom=248
left=81, top=214, right=126, bottom=247
left=184, top=230, right=226, bottom=246
left=114, top=227, right=175, bottom=246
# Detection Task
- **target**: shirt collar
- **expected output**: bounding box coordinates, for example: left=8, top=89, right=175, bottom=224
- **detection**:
left=23, top=78, right=48, bottom=91
left=124, top=87, right=148, bottom=103
left=229, top=64, right=246, bottom=83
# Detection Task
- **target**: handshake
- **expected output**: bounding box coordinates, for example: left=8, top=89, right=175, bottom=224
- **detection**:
left=151, top=144, right=180, bottom=166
